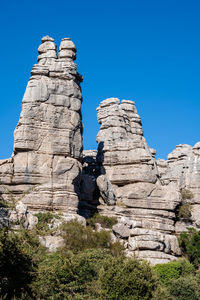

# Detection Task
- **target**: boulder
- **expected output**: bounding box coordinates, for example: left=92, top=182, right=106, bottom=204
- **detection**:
left=96, top=175, right=116, bottom=205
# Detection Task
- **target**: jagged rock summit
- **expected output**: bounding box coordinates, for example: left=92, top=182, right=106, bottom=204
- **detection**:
left=0, top=36, right=83, bottom=213
left=0, top=36, right=199, bottom=264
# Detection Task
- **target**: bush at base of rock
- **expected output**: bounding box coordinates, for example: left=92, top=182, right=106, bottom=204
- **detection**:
left=168, top=276, right=199, bottom=300
left=60, top=220, right=117, bottom=254
left=87, top=213, right=118, bottom=229
left=153, top=259, right=194, bottom=285
left=3, top=220, right=200, bottom=299
left=179, top=228, right=200, bottom=267
left=178, top=203, right=192, bottom=220
left=34, top=211, right=60, bottom=234
left=0, top=228, right=45, bottom=299
left=31, top=249, right=114, bottom=299
left=99, top=256, right=158, bottom=300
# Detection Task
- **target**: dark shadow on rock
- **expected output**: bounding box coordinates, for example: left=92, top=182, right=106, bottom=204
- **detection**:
left=0, top=191, right=9, bottom=228
left=76, top=141, right=106, bottom=218
left=96, top=141, right=105, bottom=175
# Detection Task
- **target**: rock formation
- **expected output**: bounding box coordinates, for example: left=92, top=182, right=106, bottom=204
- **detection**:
left=82, top=98, right=182, bottom=264
left=0, top=36, right=83, bottom=213
left=0, top=36, right=199, bottom=264
left=159, top=143, right=200, bottom=232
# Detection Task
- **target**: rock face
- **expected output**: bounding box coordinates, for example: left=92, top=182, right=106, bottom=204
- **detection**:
left=82, top=98, right=182, bottom=264
left=0, top=36, right=83, bottom=213
left=160, top=143, right=200, bottom=230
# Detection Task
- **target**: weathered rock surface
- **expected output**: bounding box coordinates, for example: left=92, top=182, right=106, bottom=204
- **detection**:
left=39, top=235, right=64, bottom=252
left=83, top=98, right=182, bottom=263
left=96, top=175, right=116, bottom=206
left=0, top=36, right=199, bottom=264
left=0, top=36, right=83, bottom=213
left=4, top=200, right=38, bottom=229
left=159, top=143, right=200, bottom=230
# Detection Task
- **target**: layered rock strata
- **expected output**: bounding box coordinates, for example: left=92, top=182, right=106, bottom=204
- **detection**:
left=159, top=143, right=200, bottom=232
left=83, top=98, right=182, bottom=264
left=1, top=36, right=199, bottom=264
left=0, top=36, right=83, bottom=213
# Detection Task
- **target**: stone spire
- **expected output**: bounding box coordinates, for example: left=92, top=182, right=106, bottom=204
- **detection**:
left=37, top=36, right=57, bottom=63
left=58, top=38, right=76, bottom=60
left=0, top=36, right=83, bottom=213
left=92, top=97, right=182, bottom=264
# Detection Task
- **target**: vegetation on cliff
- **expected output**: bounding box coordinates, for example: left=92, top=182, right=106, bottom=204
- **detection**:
left=1, top=220, right=200, bottom=299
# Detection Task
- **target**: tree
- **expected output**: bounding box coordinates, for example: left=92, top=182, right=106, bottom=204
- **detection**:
left=99, top=256, right=157, bottom=300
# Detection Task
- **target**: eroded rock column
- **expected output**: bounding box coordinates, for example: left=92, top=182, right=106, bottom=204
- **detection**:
left=0, top=36, right=83, bottom=212
left=95, top=98, right=181, bottom=264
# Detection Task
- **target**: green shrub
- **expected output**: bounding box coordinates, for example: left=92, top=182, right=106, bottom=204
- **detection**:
left=0, top=228, right=45, bottom=299
left=35, top=211, right=60, bottom=223
left=177, top=188, right=193, bottom=220
left=34, top=212, right=60, bottom=234
left=31, top=251, right=76, bottom=299
left=31, top=249, right=113, bottom=299
left=178, top=203, right=192, bottom=219
left=99, top=256, right=158, bottom=300
left=87, top=213, right=118, bottom=229
left=110, top=240, right=125, bottom=257
left=168, top=276, right=199, bottom=300
left=181, top=189, right=194, bottom=201
left=72, top=249, right=112, bottom=297
left=194, top=267, right=200, bottom=295
left=60, top=220, right=112, bottom=254
left=152, top=285, right=172, bottom=300
left=153, top=259, right=194, bottom=285
left=179, top=229, right=200, bottom=267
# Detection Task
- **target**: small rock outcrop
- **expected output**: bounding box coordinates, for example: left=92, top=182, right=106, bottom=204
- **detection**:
left=0, top=36, right=83, bottom=213
left=160, top=143, right=200, bottom=231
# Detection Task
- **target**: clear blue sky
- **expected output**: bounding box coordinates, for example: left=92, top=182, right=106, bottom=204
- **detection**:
left=0, top=0, right=199, bottom=159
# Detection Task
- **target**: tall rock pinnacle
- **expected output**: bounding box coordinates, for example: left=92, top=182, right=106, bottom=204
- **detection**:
left=82, top=98, right=182, bottom=264
left=0, top=36, right=83, bottom=212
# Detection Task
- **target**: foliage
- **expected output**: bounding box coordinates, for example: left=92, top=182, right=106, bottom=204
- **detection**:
left=4, top=216, right=200, bottom=299
left=34, top=212, right=60, bottom=234
left=0, top=228, right=45, bottom=299
left=178, top=203, right=192, bottom=219
left=35, top=212, right=60, bottom=224
left=30, top=252, right=76, bottom=299
left=110, top=240, right=125, bottom=257
left=152, top=285, right=172, bottom=300
left=179, top=228, right=200, bottom=267
left=153, top=259, right=194, bottom=285
left=87, top=213, right=117, bottom=229
left=180, top=189, right=194, bottom=201
left=60, top=220, right=113, bottom=254
left=31, top=249, right=112, bottom=299
left=168, top=276, right=199, bottom=300
left=99, top=256, right=158, bottom=300
left=177, top=189, right=193, bottom=220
